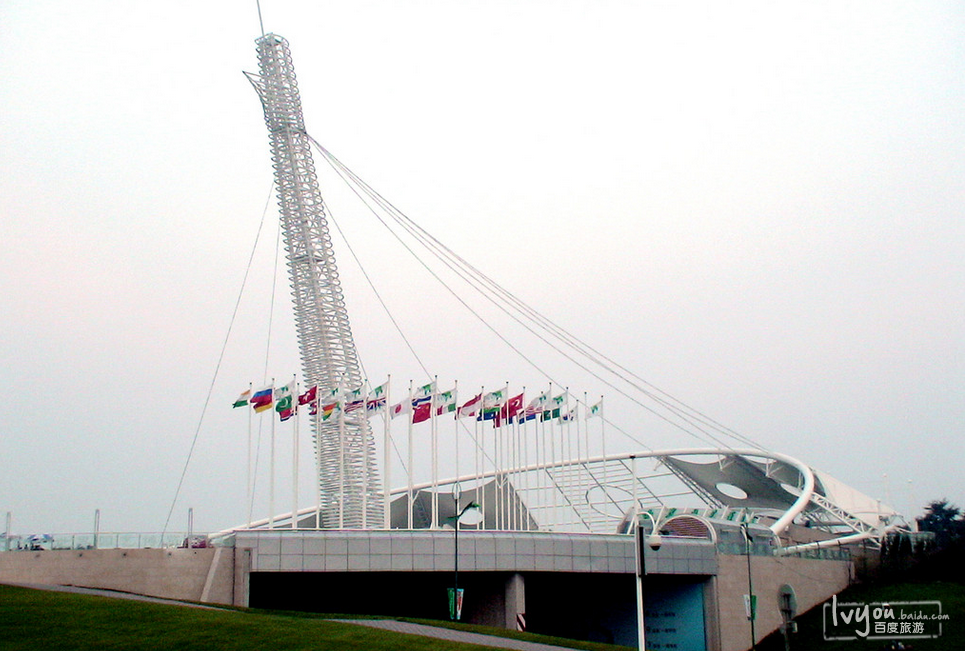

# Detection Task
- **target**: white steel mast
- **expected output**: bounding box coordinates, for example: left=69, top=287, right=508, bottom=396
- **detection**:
left=245, top=33, right=382, bottom=529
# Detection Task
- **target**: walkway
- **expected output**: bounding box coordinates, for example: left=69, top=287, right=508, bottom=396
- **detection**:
left=338, top=619, right=585, bottom=651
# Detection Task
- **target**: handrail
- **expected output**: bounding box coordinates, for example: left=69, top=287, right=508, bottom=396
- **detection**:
left=1, top=531, right=220, bottom=552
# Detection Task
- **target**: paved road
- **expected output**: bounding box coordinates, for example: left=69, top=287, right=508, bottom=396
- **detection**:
left=337, top=619, right=585, bottom=651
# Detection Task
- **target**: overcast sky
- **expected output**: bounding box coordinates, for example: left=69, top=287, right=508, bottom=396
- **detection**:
left=2, top=1, right=963, bottom=535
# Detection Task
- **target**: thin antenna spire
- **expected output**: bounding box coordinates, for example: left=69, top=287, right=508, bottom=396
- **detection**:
left=256, top=0, right=265, bottom=37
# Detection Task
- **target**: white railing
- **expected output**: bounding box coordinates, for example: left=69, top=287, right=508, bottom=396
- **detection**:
left=0, top=532, right=221, bottom=552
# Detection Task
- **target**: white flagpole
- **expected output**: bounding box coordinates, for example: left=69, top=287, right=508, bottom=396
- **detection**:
left=338, top=379, right=346, bottom=530
left=269, top=378, right=276, bottom=530
left=383, top=375, right=392, bottom=530
left=558, top=387, right=574, bottom=528
left=548, top=382, right=557, bottom=530
left=292, top=376, right=298, bottom=529
left=494, top=393, right=501, bottom=531
left=407, top=380, right=414, bottom=530
left=477, top=385, right=485, bottom=530
left=600, top=396, right=607, bottom=503
left=539, top=389, right=547, bottom=529
left=361, top=382, right=369, bottom=530
left=453, top=380, right=460, bottom=481
left=314, top=388, right=321, bottom=529
left=246, top=382, right=252, bottom=526
left=522, top=390, right=531, bottom=531
left=431, top=375, right=439, bottom=529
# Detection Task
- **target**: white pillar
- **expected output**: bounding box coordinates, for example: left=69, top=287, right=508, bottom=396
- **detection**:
left=505, top=572, right=526, bottom=631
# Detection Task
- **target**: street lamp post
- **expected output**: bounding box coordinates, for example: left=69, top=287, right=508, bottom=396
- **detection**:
left=635, top=510, right=663, bottom=651
left=741, top=523, right=757, bottom=651
left=449, top=483, right=480, bottom=621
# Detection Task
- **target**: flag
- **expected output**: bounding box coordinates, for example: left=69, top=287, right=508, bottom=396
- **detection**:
left=275, top=382, right=295, bottom=421
left=541, top=393, right=566, bottom=421
left=516, top=392, right=545, bottom=424
left=436, top=389, right=457, bottom=416
left=232, top=389, right=251, bottom=409
left=412, top=394, right=433, bottom=408
left=250, top=385, right=273, bottom=413
left=366, top=396, right=386, bottom=413
left=390, top=399, right=411, bottom=419
left=481, top=387, right=506, bottom=421
left=371, top=381, right=388, bottom=398
left=321, top=402, right=339, bottom=421
left=298, top=386, right=317, bottom=406
left=587, top=400, right=602, bottom=419
left=345, top=398, right=365, bottom=413
left=495, top=393, right=524, bottom=427
left=515, top=406, right=539, bottom=424
left=561, top=407, right=577, bottom=422
left=412, top=402, right=432, bottom=424
left=414, top=381, right=435, bottom=399
left=457, top=394, right=481, bottom=419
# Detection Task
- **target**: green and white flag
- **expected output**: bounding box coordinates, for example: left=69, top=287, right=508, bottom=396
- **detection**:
left=414, top=381, right=435, bottom=398
left=587, top=400, right=602, bottom=419
left=436, top=389, right=457, bottom=416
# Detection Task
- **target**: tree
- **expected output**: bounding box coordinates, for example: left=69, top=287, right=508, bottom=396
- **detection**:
left=917, top=499, right=965, bottom=548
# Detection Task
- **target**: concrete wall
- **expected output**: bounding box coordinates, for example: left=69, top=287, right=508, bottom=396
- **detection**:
left=714, top=554, right=851, bottom=651
left=0, top=547, right=235, bottom=605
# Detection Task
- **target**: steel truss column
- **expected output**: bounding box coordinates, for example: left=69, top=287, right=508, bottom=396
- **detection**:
left=246, top=33, right=382, bottom=528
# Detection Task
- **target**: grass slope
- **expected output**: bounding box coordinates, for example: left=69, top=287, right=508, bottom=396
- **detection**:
left=0, top=584, right=630, bottom=651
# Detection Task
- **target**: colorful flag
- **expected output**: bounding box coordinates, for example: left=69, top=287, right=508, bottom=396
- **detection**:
left=232, top=389, right=251, bottom=409
left=250, top=385, right=273, bottom=413
left=561, top=407, right=577, bottom=422
left=412, top=402, right=432, bottom=424
left=496, top=393, right=524, bottom=427
left=345, top=399, right=365, bottom=413
left=457, top=394, right=481, bottom=419
left=541, top=392, right=566, bottom=421
left=587, top=400, right=602, bottom=419
left=371, top=381, right=388, bottom=398
left=481, top=387, right=506, bottom=421
left=516, top=392, right=545, bottom=424
left=366, top=396, right=386, bottom=413
left=412, top=394, right=433, bottom=408
left=298, top=386, right=317, bottom=406
left=516, top=407, right=538, bottom=424
left=436, top=389, right=457, bottom=416
left=391, top=400, right=411, bottom=419
left=275, top=382, right=295, bottom=421
left=321, top=402, right=339, bottom=420
left=414, top=381, right=435, bottom=399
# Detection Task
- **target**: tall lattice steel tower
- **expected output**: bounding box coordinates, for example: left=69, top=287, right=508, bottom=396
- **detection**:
left=246, top=33, right=382, bottom=529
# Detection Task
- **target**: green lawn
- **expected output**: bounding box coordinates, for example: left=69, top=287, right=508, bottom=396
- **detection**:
left=759, top=581, right=965, bottom=651
left=0, top=584, right=630, bottom=651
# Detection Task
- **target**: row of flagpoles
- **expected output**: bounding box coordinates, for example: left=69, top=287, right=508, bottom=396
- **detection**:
left=231, top=377, right=607, bottom=532
left=233, top=380, right=603, bottom=427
